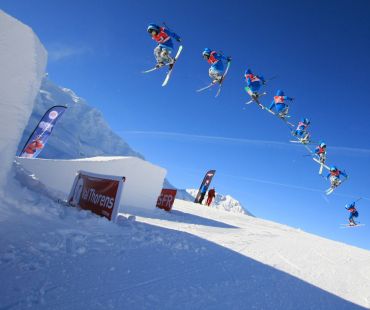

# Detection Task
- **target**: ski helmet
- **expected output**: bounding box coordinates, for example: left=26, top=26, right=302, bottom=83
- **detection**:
left=276, top=90, right=284, bottom=96
left=330, top=166, right=337, bottom=171
left=202, top=48, right=211, bottom=58
left=147, top=24, right=160, bottom=34
left=302, top=118, right=310, bottom=125
left=245, top=69, right=252, bottom=75
left=320, top=142, right=326, bottom=148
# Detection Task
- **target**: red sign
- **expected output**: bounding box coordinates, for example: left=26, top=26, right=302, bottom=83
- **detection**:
left=68, top=170, right=125, bottom=221
left=156, top=189, right=177, bottom=211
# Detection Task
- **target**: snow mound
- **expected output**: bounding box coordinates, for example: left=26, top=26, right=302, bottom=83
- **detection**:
left=178, top=188, right=252, bottom=216
left=17, top=156, right=166, bottom=212
left=0, top=10, right=47, bottom=190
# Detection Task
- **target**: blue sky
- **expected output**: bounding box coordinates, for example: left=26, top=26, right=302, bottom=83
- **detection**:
left=2, top=0, right=370, bottom=250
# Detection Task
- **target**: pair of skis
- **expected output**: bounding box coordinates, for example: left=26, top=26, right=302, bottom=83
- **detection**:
left=340, top=223, right=365, bottom=228
left=142, top=45, right=183, bottom=87
left=196, top=60, right=232, bottom=98
left=312, top=156, right=329, bottom=175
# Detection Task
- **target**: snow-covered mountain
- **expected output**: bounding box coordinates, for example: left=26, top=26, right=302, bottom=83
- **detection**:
left=17, top=78, right=143, bottom=160
left=177, top=189, right=252, bottom=215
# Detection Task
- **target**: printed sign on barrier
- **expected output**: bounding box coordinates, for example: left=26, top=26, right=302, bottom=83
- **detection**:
left=68, top=170, right=125, bottom=221
left=156, top=188, right=177, bottom=211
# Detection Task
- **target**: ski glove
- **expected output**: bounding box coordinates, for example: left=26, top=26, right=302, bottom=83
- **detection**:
left=176, top=38, right=182, bottom=42
left=227, top=56, right=232, bottom=62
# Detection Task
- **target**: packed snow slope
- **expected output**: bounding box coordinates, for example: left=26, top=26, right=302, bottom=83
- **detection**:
left=1, top=168, right=369, bottom=310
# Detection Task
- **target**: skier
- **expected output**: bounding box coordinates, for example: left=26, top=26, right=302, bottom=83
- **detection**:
left=269, top=90, right=294, bottom=118
left=326, top=166, right=348, bottom=189
left=206, top=187, right=216, bottom=206
left=244, top=68, right=266, bottom=99
left=345, top=201, right=359, bottom=226
left=147, top=23, right=181, bottom=68
left=315, top=142, right=327, bottom=164
left=293, top=118, right=311, bottom=143
left=202, top=48, right=231, bottom=83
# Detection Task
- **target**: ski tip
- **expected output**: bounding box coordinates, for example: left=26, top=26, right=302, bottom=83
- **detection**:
left=162, top=78, right=169, bottom=87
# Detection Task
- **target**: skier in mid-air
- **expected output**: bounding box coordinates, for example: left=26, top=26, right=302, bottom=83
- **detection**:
left=269, top=90, right=294, bottom=118
left=202, top=48, right=231, bottom=83
left=326, top=166, right=348, bottom=190
left=147, top=23, right=181, bottom=68
left=315, top=142, right=327, bottom=164
left=293, top=118, right=311, bottom=143
left=244, top=68, right=266, bottom=99
left=345, top=201, right=359, bottom=226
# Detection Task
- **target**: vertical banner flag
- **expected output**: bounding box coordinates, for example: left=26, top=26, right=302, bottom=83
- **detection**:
left=194, top=170, right=216, bottom=204
left=20, top=105, right=67, bottom=158
left=68, top=170, right=126, bottom=222
left=156, top=188, right=177, bottom=211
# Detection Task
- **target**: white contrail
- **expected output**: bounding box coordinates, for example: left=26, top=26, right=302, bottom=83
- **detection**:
left=122, top=130, right=370, bottom=155
left=121, top=131, right=291, bottom=147
left=218, top=173, right=369, bottom=201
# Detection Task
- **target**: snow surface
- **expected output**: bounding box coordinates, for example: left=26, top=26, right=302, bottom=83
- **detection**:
left=1, top=168, right=369, bottom=309
left=17, top=156, right=166, bottom=212
left=0, top=10, right=47, bottom=190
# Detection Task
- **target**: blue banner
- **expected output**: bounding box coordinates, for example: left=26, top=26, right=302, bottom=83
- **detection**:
left=20, top=106, right=67, bottom=158
left=194, top=170, right=216, bottom=204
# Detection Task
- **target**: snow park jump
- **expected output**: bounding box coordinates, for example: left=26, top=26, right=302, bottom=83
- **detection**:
left=1, top=3, right=370, bottom=310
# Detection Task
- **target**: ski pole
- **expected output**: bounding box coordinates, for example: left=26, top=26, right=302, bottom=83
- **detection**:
left=265, top=75, right=278, bottom=84
left=162, top=21, right=171, bottom=31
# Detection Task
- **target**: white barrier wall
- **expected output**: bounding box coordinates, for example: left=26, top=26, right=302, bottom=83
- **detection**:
left=17, top=156, right=167, bottom=211
left=0, top=11, right=47, bottom=190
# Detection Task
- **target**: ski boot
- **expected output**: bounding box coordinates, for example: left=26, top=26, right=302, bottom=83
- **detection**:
left=278, top=107, right=289, bottom=119
left=155, top=62, right=165, bottom=69
left=167, top=57, right=175, bottom=70
left=319, top=154, right=326, bottom=164
left=252, top=92, right=259, bottom=100
left=301, top=133, right=311, bottom=144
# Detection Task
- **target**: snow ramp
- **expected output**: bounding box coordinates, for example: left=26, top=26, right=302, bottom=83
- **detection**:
left=0, top=10, right=47, bottom=190
left=17, top=156, right=166, bottom=212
